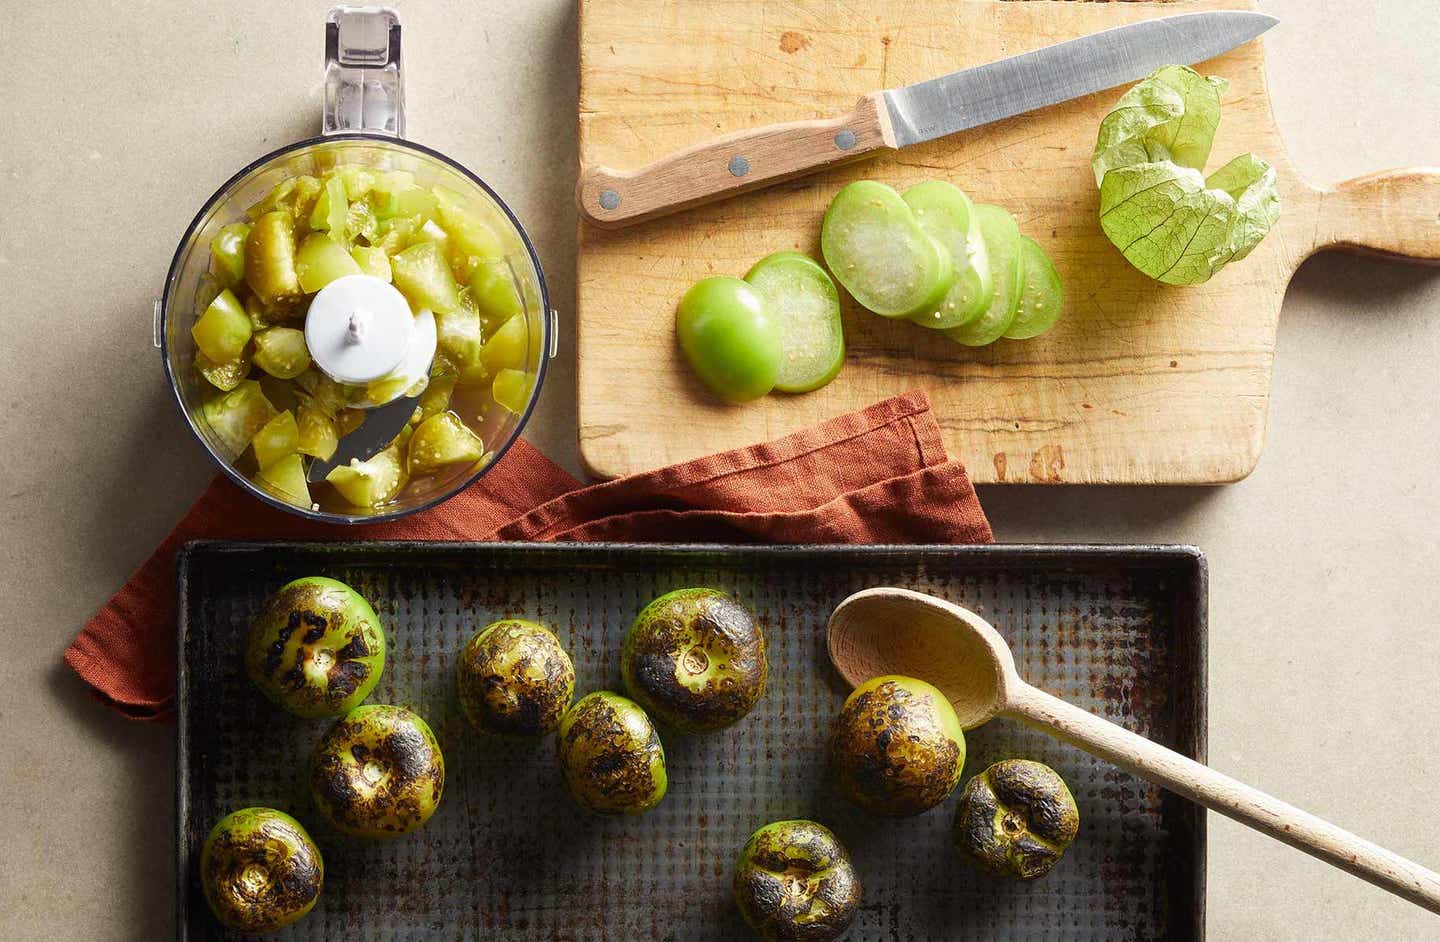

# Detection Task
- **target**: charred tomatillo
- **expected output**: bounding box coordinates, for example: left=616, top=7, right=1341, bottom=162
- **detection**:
left=457, top=619, right=575, bottom=737
left=954, top=759, right=1079, bottom=880
left=245, top=576, right=386, bottom=718
left=200, top=807, right=323, bottom=934
left=622, top=588, right=767, bottom=733
left=733, top=820, right=861, bottom=942
left=557, top=692, right=667, bottom=815
left=828, top=675, right=966, bottom=816
left=310, top=704, right=444, bottom=838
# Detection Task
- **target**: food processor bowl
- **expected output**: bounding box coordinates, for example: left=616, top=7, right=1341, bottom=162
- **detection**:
left=158, top=8, right=552, bottom=523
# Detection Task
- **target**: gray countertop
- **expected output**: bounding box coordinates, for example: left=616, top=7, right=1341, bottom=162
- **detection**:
left=1, top=1, right=1437, bottom=938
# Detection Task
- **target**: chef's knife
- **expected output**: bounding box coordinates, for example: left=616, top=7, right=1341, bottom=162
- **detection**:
left=576, top=10, right=1277, bottom=229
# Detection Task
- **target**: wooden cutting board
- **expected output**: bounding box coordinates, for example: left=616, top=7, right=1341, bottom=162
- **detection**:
left=575, top=0, right=1439, bottom=483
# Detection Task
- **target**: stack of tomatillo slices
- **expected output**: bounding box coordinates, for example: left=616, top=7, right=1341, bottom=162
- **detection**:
left=674, top=178, right=1063, bottom=405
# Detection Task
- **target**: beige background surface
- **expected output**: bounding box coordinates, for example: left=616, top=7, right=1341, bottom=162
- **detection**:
left=0, top=1, right=1436, bottom=938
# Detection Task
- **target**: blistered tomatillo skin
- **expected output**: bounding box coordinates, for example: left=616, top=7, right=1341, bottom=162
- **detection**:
left=733, top=820, right=861, bottom=942
left=245, top=576, right=386, bottom=718
left=622, top=588, right=768, bottom=734
left=557, top=692, right=667, bottom=815
left=200, top=807, right=323, bottom=934
left=457, top=619, right=575, bottom=737
left=310, top=704, right=444, bottom=838
left=954, top=759, right=1079, bottom=880
left=828, top=675, right=966, bottom=817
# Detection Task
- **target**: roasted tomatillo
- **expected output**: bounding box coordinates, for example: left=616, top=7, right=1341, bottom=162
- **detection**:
left=200, top=807, right=323, bottom=934
left=733, top=820, right=861, bottom=942
left=828, top=675, right=966, bottom=816
left=557, top=692, right=667, bottom=815
left=457, top=619, right=575, bottom=737
left=622, top=588, right=767, bottom=733
left=310, top=704, right=444, bottom=838
left=245, top=576, right=386, bottom=718
left=954, top=759, right=1079, bottom=880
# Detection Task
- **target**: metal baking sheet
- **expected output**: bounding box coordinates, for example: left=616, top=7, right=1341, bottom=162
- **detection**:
left=176, top=542, right=1207, bottom=940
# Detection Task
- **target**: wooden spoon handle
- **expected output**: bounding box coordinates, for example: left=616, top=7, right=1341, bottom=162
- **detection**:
left=1005, top=682, right=1440, bottom=914
left=1308, top=167, right=1440, bottom=262
left=575, top=93, right=894, bottom=230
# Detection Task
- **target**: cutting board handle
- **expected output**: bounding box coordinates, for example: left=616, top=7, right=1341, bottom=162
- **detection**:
left=1309, top=167, right=1440, bottom=263
left=575, top=93, right=895, bottom=229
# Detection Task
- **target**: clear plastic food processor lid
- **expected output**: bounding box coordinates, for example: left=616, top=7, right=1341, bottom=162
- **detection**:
left=159, top=6, right=554, bottom=523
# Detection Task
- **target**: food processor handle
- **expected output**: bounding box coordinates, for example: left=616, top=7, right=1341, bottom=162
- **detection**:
left=323, top=6, right=405, bottom=138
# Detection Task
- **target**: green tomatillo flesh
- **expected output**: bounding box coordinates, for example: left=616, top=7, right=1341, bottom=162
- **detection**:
left=820, top=180, right=955, bottom=318
left=743, top=251, right=845, bottom=394
left=945, top=204, right=1025, bottom=347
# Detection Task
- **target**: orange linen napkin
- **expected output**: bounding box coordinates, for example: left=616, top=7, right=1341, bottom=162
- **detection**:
left=65, top=390, right=992, bottom=719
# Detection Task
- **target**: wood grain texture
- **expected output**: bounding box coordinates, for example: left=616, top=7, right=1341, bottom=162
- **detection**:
left=576, top=0, right=1440, bottom=483
left=577, top=92, right=895, bottom=228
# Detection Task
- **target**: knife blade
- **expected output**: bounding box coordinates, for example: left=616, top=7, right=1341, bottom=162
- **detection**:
left=306, top=393, right=418, bottom=483
left=884, top=11, right=1275, bottom=147
left=576, top=11, right=1277, bottom=229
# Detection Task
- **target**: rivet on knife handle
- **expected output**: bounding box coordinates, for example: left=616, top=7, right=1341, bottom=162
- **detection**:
left=575, top=92, right=896, bottom=230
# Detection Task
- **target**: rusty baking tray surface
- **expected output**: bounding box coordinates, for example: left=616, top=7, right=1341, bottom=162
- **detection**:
left=176, top=542, right=1207, bottom=940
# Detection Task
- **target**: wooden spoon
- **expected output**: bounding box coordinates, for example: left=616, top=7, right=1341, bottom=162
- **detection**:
left=827, top=586, right=1440, bottom=914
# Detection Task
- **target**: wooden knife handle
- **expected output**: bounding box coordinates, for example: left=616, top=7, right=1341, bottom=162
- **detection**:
left=1310, top=167, right=1440, bottom=263
left=576, top=93, right=895, bottom=230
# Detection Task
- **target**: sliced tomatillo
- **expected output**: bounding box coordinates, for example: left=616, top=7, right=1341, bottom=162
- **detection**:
left=902, top=181, right=994, bottom=329
left=821, top=180, right=954, bottom=318
left=676, top=276, right=781, bottom=403
left=744, top=251, right=844, bottom=394
left=1004, top=236, right=1065, bottom=340
left=945, top=204, right=1025, bottom=347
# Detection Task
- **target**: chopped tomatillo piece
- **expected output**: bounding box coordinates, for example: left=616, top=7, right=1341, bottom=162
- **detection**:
left=676, top=276, right=781, bottom=403
left=469, top=259, right=523, bottom=324
left=415, top=372, right=456, bottom=423
left=391, top=241, right=461, bottom=314
left=245, top=211, right=302, bottom=305
left=326, top=442, right=407, bottom=508
left=202, top=380, right=278, bottom=458
left=192, top=289, right=251, bottom=364
left=350, top=245, right=391, bottom=282
left=945, top=204, right=1025, bottom=347
left=252, top=410, right=300, bottom=470
left=196, top=348, right=252, bottom=392
left=409, top=412, right=485, bottom=474
left=1004, top=236, right=1065, bottom=340
left=821, top=180, right=955, bottom=318
left=491, top=368, right=533, bottom=414
left=295, top=233, right=363, bottom=294
left=257, top=454, right=311, bottom=507
left=478, top=313, right=528, bottom=377
left=743, top=251, right=844, bottom=393
left=252, top=327, right=311, bottom=379
left=902, top=181, right=994, bottom=330
left=310, top=175, right=348, bottom=238
left=208, top=223, right=250, bottom=290
left=295, top=399, right=339, bottom=461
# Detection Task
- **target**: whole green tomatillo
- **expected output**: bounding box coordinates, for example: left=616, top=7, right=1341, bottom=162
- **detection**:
left=457, top=619, right=575, bottom=737
left=310, top=704, right=444, bottom=838
left=676, top=276, right=782, bottom=403
left=954, top=759, right=1079, bottom=880
left=733, top=820, right=861, bottom=942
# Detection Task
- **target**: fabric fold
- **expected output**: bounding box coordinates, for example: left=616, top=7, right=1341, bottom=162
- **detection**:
left=65, top=391, right=991, bottom=719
